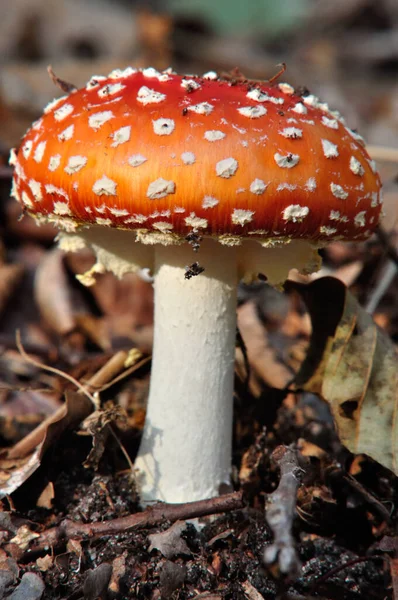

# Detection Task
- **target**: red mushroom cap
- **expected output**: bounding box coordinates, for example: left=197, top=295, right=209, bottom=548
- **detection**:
left=11, top=67, right=382, bottom=245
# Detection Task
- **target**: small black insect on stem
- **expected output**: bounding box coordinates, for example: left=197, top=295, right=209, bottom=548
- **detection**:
left=185, top=262, right=205, bottom=280
left=185, top=230, right=203, bottom=252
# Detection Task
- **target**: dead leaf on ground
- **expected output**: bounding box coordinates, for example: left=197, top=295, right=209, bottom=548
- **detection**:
left=0, top=391, right=93, bottom=497
left=289, top=276, right=398, bottom=475
left=148, top=521, right=192, bottom=559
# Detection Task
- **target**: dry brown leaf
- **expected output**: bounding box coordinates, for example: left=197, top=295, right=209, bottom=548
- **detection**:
left=290, top=277, right=398, bottom=475
left=0, top=391, right=93, bottom=497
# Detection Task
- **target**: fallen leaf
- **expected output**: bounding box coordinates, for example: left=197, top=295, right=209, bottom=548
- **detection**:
left=148, top=521, right=192, bottom=559
left=290, top=277, right=398, bottom=475
left=0, top=391, right=93, bottom=497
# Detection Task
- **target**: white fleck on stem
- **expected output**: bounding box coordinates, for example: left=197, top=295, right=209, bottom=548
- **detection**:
left=135, top=240, right=238, bottom=503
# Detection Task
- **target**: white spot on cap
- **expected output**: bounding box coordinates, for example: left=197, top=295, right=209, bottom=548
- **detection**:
left=322, top=115, right=338, bottom=129
left=147, top=178, right=176, bottom=199
left=65, top=155, right=88, bottom=174
left=149, top=209, right=171, bottom=219
left=152, top=118, right=175, bottom=136
left=347, top=128, right=366, bottom=146
left=185, top=213, right=208, bottom=229
left=367, top=158, right=377, bottom=173
left=202, top=196, right=219, bottom=209
left=142, top=67, right=161, bottom=78
left=181, top=152, right=195, bottom=164
left=246, top=89, right=268, bottom=102
left=54, top=103, right=74, bottom=121
left=49, top=154, right=61, bottom=171
left=58, top=124, right=74, bottom=141
left=34, top=141, right=46, bottom=163
left=93, top=176, right=118, bottom=196
left=250, top=179, right=267, bottom=194
left=279, top=127, right=303, bottom=139
left=278, top=183, right=297, bottom=191
left=303, top=94, right=319, bottom=107
left=371, top=192, right=379, bottom=207
left=98, top=83, right=126, bottom=97
left=329, top=210, right=341, bottom=220
left=204, top=130, right=226, bottom=142
left=304, top=177, right=317, bottom=192
left=53, top=201, right=71, bottom=215
left=231, top=209, right=255, bottom=226
left=137, top=86, right=166, bottom=105
left=45, top=184, right=69, bottom=201
left=187, top=102, right=214, bottom=115
left=174, top=206, right=185, bottom=213
left=181, top=78, right=201, bottom=91
left=9, top=148, right=17, bottom=166
left=108, top=207, right=129, bottom=217
left=28, top=179, right=42, bottom=201
left=111, top=126, right=131, bottom=147
left=216, top=157, right=238, bottom=178
left=153, top=221, right=174, bottom=232
left=320, top=226, right=338, bottom=235
left=331, top=183, right=348, bottom=199
left=22, top=141, right=33, bottom=160
left=109, top=67, right=137, bottom=79
left=86, top=75, right=107, bottom=90
left=202, top=71, right=218, bottom=80
left=354, top=211, right=366, bottom=227
left=124, top=214, right=147, bottom=224
left=237, top=106, right=267, bottom=119
left=278, top=83, right=295, bottom=95
left=291, top=102, right=307, bottom=115
left=88, top=111, right=114, bottom=130
left=349, top=156, right=365, bottom=176
left=274, top=152, right=300, bottom=168
left=128, top=154, right=147, bottom=167
left=22, top=191, right=33, bottom=208
left=322, top=139, right=339, bottom=158
left=10, top=181, right=20, bottom=202
left=96, top=217, right=112, bottom=226
left=282, top=204, right=309, bottom=222
left=95, top=204, right=106, bottom=214
left=44, top=96, right=68, bottom=114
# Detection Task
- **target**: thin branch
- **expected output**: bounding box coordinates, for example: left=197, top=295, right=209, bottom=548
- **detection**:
left=264, top=445, right=304, bottom=580
left=23, top=491, right=244, bottom=556
left=367, top=144, right=398, bottom=164
left=16, top=329, right=97, bottom=406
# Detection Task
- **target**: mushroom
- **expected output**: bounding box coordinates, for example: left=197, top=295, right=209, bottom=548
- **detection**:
left=10, top=67, right=382, bottom=504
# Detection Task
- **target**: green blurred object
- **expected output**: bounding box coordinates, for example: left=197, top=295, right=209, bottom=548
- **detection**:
left=166, top=0, right=309, bottom=35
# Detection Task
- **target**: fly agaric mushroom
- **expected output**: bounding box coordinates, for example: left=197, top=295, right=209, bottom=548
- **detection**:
left=10, top=67, right=382, bottom=504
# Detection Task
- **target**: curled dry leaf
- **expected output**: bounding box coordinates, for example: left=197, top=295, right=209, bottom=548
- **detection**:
left=0, top=391, right=93, bottom=497
left=289, top=276, right=398, bottom=475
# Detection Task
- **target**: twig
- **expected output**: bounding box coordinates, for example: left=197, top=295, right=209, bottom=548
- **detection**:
left=7, top=350, right=129, bottom=459
left=16, top=330, right=97, bottom=406
left=24, top=491, right=244, bottom=555
left=264, top=445, right=304, bottom=580
left=366, top=144, right=398, bottom=164
left=47, top=65, right=77, bottom=93
left=311, top=555, right=385, bottom=590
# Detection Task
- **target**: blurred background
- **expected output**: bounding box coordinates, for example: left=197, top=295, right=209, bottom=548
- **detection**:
left=1, top=0, right=398, bottom=151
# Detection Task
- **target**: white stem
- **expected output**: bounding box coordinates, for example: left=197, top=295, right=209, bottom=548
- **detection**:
left=134, top=239, right=238, bottom=503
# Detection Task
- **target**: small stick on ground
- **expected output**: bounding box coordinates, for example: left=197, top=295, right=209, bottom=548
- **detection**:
left=23, top=491, right=244, bottom=556
left=264, top=445, right=304, bottom=580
